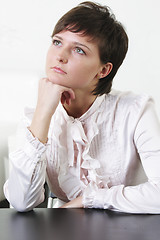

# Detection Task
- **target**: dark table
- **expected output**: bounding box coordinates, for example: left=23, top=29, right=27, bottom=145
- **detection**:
left=0, top=208, right=160, bottom=240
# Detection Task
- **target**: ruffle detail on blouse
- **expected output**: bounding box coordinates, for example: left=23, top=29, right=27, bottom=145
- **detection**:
left=50, top=95, right=109, bottom=200
left=82, top=182, right=98, bottom=208
left=82, top=181, right=110, bottom=208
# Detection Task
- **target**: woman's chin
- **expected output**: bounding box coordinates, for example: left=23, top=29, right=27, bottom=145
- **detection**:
left=48, top=78, right=57, bottom=84
left=47, top=77, right=69, bottom=88
left=47, top=73, right=63, bottom=85
left=47, top=75, right=59, bottom=84
left=46, top=73, right=73, bottom=88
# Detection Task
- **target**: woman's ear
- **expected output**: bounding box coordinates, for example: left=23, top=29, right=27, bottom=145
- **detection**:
left=99, top=62, right=113, bottom=79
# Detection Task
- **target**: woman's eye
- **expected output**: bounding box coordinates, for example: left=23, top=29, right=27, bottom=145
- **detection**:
left=52, top=39, right=62, bottom=46
left=75, top=47, right=86, bottom=55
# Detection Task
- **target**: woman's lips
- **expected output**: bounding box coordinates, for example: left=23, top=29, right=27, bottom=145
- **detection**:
left=51, top=66, right=67, bottom=74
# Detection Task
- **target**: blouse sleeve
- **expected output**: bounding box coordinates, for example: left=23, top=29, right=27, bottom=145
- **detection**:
left=82, top=99, right=160, bottom=213
left=3, top=110, right=47, bottom=212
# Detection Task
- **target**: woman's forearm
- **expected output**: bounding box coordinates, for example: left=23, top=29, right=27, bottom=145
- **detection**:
left=30, top=78, right=75, bottom=144
left=30, top=108, right=52, bottom=144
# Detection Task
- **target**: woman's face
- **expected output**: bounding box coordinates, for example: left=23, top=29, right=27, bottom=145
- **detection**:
left=45, top=30, right=104, bottom=92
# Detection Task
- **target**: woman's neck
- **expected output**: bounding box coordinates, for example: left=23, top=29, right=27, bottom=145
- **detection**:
left=63, top=90, right=97, bottom=118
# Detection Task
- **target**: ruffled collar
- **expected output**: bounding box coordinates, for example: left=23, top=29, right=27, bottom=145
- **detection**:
left=58, top=94, right=106, bottom=122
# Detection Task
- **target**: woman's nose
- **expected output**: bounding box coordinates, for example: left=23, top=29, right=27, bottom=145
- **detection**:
left=56, top=49, right=68, bottom=64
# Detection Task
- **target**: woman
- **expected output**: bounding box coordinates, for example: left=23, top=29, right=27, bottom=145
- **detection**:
left=4, top=1, right=160, bottom=213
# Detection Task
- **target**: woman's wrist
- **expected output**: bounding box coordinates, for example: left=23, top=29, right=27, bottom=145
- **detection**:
left=59, top=196, right=83, bottom=208
left=30, top=109, right=52, bottom=144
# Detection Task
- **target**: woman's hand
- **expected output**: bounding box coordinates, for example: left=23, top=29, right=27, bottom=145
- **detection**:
left=36, top=78, right=75, bottom=117
left=59, top=196, right=83, bottom=208
left=30, top=78, right=75, bottom=143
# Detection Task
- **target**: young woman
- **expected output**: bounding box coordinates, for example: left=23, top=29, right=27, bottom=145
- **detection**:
left=4, top=1, right=160, bottom=213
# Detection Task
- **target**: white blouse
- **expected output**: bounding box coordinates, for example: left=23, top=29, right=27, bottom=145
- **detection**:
left=4, top=90, right=160, bottom=213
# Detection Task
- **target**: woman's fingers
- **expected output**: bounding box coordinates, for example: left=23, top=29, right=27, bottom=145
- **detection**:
left=61, top=89, right=75, bottom=105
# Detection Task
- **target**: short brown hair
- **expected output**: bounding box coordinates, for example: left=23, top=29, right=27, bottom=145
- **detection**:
left=52, top=1, right=128, bottom=95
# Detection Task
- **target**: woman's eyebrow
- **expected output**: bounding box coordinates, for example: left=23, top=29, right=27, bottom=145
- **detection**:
left=54, top=35, right=92, bottom=52
left=73, top=41, right=91, bottom=52
left=54, top=35, right=63, bottom=40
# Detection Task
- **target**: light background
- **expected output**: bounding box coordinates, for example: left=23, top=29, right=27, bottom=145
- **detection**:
left=0, top=0, right=160, bottom=123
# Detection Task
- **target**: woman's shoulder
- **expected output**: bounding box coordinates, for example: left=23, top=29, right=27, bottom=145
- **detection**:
left=107, top=89, right=152, bottom=110
left=102, top=89, right=154, bottom=122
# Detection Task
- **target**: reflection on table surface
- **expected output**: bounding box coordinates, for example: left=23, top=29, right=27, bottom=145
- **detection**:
left=0, top=208, right=160, bottom=240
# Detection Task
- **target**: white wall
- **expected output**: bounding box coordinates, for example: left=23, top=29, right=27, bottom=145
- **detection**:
left=0, top=0, right=160, bottom=122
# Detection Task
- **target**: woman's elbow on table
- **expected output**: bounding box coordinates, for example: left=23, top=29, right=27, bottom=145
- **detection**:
left=9, top=195, right=44, bottom=212
left=3, top=180, right=44, bottom=212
